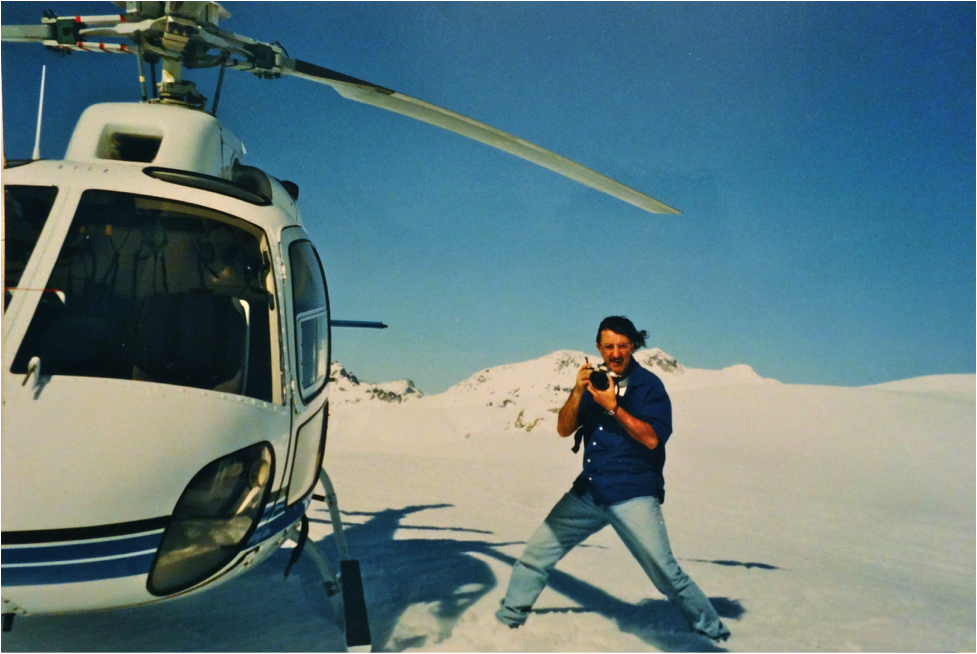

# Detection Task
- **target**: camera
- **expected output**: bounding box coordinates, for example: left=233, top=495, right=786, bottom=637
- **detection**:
left=588, top=365, right=617, bottom=391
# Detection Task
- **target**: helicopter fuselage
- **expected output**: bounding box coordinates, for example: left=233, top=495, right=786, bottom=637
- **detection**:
left=2, top=102, right=331, bottom=615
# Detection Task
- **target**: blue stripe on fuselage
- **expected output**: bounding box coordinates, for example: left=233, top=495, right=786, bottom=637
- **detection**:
left=1, top=552, right=157, bottom=586
left=2, top=497, right=307, bottom=587
left=2, top=532, right=163, bottom=565
left=248, top=496, right=308, bottom=545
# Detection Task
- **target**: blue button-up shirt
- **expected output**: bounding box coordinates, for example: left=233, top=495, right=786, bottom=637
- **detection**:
left=571, top=361, right=672, bottom=506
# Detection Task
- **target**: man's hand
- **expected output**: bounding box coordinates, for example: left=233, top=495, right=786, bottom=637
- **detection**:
left=587, top=377, right=660, bottom=451
left=573, top=363, right=593, bottom=394
left=587, top=377, right=618, bottom=413
left=558, top=363, right=594, bottom=437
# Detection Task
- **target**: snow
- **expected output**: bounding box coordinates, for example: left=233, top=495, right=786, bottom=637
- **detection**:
left=4, top=352, right=974, bottom=652
left=861, top=374, right=976, bottom=403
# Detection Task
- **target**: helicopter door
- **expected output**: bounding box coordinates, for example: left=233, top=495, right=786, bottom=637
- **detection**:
left=280, top=228, right=330, bottom=507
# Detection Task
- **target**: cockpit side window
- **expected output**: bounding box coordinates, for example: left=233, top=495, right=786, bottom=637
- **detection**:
left=4, top=185, right=59, bottom=311
left=288, top=241, right=329, bottom=402
left=10, top=190, right=276, bottom=402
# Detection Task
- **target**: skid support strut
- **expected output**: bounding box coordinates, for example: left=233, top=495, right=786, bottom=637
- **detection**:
left=289, top=468, right=372, bottom=652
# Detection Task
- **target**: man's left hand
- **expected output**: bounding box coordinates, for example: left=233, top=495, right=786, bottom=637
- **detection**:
left=587, top=379, right=618, bottom=413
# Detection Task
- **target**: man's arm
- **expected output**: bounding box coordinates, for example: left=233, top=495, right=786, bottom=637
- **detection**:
left=557, top=364, right=593, bottom=437
left=587, top=382, right=659, bottom=450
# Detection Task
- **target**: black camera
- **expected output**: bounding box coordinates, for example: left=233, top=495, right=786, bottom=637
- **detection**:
left=588, top=366, right=616, bottom=391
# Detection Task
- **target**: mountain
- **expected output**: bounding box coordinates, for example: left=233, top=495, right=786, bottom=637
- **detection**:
left=430, top=348, right=775, bottom=402
left=328, top=361, right=423, bottom=405
left=413, top=348, right=777, bottom=433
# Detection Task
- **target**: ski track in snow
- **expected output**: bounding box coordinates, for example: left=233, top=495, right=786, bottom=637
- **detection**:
left=4, top=352, right=974, bottom=652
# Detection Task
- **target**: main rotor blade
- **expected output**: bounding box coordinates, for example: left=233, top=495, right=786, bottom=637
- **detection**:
left=282, top=58, right=680, bottom=215
left=1, top=24, right=53, bottom=42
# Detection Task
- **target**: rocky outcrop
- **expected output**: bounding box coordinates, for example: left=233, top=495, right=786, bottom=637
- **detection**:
left=329, top=361, right=423, bottom=404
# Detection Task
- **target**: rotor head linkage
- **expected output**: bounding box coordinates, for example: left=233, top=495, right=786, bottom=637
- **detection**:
left=158, top=57, right=206, bottom=108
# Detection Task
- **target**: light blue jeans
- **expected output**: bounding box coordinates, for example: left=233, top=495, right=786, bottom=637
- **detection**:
left=497, top=489, right=729, bottom=641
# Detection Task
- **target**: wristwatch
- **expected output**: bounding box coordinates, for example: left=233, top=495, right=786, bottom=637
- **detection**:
left=608, top=405, right=619, bottom=416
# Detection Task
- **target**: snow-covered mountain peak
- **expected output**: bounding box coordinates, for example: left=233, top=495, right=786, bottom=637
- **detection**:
left=328, top=361, right=423, bottom=405
left=330, top=361, right=361, bottom=386
left=419, top=348, right=776, bottom=416
left=633, top=347, right=685, bottom=374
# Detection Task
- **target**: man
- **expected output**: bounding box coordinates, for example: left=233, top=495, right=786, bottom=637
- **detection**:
left=495, top=316, right=730, bottom=642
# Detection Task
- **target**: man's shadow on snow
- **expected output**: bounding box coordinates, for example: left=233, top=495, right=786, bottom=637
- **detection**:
left=312, top=503, right=745, bottom=653
left=479, top=548, right=744, bottom=653
left=686, top=558, right=781, bottom=571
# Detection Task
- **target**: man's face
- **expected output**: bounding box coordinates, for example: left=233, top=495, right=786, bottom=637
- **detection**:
left=597, top=330, right=634, bottom=376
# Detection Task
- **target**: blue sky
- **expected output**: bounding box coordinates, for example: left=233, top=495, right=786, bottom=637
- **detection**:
left=2, top=2, right=974, bottom=393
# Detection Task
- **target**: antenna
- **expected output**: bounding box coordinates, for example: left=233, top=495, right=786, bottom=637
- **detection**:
left=31, top=65, right=46, bottom=160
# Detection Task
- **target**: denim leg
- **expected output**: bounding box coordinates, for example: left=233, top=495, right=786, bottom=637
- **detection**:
left=608, top=496, right=730, bottom=641
left=497, top=491, right=607, bottom=626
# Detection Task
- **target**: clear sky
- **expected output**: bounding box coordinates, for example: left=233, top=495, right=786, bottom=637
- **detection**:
left=2, top=2, right=974, bottom=393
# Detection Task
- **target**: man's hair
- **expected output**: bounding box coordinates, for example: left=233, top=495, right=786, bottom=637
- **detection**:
left=596, top=316, right=648, bottom=350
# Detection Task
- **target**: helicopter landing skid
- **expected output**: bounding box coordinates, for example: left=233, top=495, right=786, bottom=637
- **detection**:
left=288, top=469, right=372, bottom=653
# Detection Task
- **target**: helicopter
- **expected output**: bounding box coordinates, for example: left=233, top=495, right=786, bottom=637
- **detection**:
left=0, top=2, right=679, bottom=650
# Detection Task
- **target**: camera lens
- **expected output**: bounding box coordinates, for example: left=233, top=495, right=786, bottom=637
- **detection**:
left=590, top=370, right=610, bottom=391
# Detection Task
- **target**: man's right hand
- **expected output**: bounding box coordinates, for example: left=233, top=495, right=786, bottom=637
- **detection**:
left=556, top=359, right=594, bottom=438
left=573, top=363, right=593, bottom=394
left=560, top=363, right=593, bottom=437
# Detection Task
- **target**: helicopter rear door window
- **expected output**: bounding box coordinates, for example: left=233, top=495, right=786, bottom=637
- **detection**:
left=10, top=190, right=277, bottom=403
left=289, top=241, right=329, bottom=402
left=4, top=185, right=59, bottom=311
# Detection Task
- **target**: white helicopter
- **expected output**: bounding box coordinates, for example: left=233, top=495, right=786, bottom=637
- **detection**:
left=0, top=2, right=679, bottom=649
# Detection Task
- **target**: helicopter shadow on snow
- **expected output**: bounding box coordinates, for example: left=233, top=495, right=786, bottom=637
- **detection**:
left=313, top=503, right=744, bottom=653
left=310, top=503, right=506, bottom=651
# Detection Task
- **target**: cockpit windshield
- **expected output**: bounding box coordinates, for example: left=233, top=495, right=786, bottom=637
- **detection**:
left=11, top=191, right=276, bottom=402
left=4, top=185, right=59, bottom=311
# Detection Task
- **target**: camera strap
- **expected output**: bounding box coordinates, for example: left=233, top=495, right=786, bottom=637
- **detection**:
left=571, top=412, right=601, bottom=453
left=572, top=428, right=585, bottom=454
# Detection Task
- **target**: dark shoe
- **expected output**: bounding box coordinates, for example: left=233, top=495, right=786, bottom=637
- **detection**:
left=695, top=621, right=730, bottom=643
left=495, top=600, right=531, bottom=628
